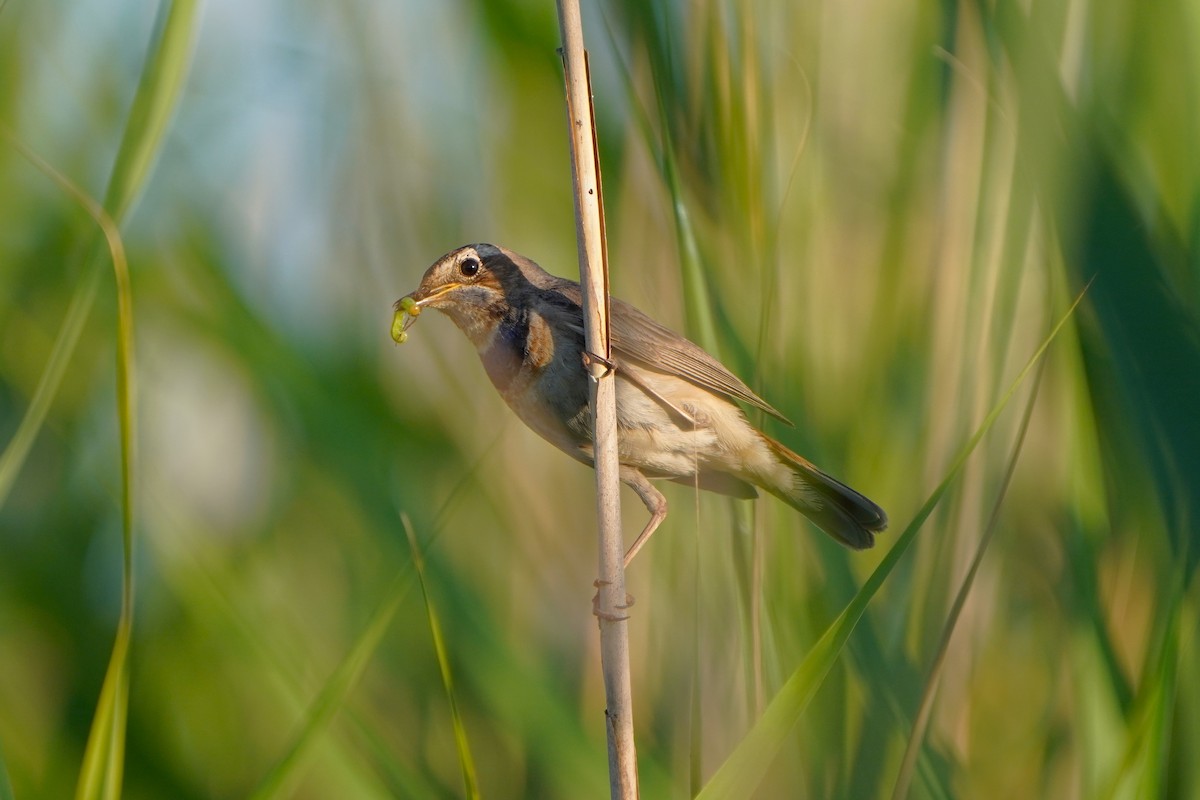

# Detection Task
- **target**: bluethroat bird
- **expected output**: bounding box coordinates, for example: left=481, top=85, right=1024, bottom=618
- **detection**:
left=393, top=244, right=887, bottom=564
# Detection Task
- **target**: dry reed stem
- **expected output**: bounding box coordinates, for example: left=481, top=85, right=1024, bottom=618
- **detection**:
left=555, top=1, right=639, bottom=797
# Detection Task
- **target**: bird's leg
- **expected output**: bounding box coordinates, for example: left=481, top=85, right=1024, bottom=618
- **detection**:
left=620, top=466, right=668, bottom=567
left=591, top=467, right=661, bottom=617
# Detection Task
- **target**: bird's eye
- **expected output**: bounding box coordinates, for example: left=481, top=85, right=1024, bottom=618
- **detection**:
left=460, top=256, right=481, bottom=278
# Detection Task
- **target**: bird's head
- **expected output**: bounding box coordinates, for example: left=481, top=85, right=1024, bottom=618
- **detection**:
left=393, top=243, right=521, bottom=347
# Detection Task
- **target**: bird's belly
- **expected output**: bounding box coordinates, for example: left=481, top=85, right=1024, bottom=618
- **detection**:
left=612, top=370, right=763, bottom=479
left=502, top=376, right=590, bottom=461
left=615, top=423, right=719, bottom=478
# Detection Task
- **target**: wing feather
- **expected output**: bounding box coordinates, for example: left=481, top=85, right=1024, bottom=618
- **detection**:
left=549, top=281, right=792, bottom=425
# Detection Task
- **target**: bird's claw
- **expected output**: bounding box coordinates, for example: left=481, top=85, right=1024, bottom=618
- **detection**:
left=591, top=578, right=634, bottom=621
left=582, top=350, right=616, bottom=378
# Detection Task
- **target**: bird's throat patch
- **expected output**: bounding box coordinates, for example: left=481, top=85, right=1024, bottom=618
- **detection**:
left=481, top=309, right=553, bottom=393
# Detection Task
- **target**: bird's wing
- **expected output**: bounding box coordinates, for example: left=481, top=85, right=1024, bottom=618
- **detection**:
left=550, top=282, right=792, bottom=425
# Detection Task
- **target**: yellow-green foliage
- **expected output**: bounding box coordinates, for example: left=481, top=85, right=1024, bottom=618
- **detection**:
left=1, top=0, right=1197, bottom=798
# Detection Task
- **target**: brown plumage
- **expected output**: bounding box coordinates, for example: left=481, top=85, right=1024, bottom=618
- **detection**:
left=396, top=243, right=887, bottom=563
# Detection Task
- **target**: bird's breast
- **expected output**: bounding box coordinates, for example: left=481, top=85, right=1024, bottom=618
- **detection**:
left=477, top=310, right=590, bottom=458
left=478, top=310, right=552, bottom=393
left=479, top=332, right=525, bottom=395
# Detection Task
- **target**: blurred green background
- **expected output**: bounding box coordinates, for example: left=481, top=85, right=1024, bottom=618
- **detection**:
left=2, top=0, right=1198, bottom=797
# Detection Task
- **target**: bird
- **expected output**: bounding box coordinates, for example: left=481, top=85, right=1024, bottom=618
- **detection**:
left=393, top=243, right=887, bottom=565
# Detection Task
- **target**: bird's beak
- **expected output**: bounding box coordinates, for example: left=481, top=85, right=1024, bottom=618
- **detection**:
left=391, top=283, right=461, bottom=343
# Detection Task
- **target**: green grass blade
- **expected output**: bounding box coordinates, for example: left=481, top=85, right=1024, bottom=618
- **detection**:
left=0, top=263, right=100, bottom=506
left=102, top=0, right=202, bottom=222
left=0, top=130, right=112, bottom=506
left=0, top=0, right=199, bottom=510
left=1103, top=577, right=1184, bottom=800
left=696, top=284, right=1089, bottom=800
left=599, top=6, right=719, bottom=355
left=890, top=356, right=1046, bottom=800
left=0, top=736, right=15, bottom=800
left=403, top=514, right=481, bottom=800
left=0, top=115, right=137, bottom=800
left=75, top=620, right=131, bottom=800
left=249, top=567, right=415, bottom=800
left=76, top=3, right=199, bottom=798
left=75, top=158, right=137, bottom=800
left=662, top=145, right=719, bottom=354
left=102, top=661, right=130, bottom=800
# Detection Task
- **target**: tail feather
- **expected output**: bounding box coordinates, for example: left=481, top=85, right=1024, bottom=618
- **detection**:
left=761, top=437, right=888, bottom=550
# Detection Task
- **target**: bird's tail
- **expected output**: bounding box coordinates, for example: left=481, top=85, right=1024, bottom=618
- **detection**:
left=759, top=435, right=888, bottom=550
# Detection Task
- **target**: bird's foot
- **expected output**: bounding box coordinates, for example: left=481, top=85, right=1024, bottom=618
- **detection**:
left=591, top=578, right=634, bottom=621
left=581, top=350, right=616, bottom=378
